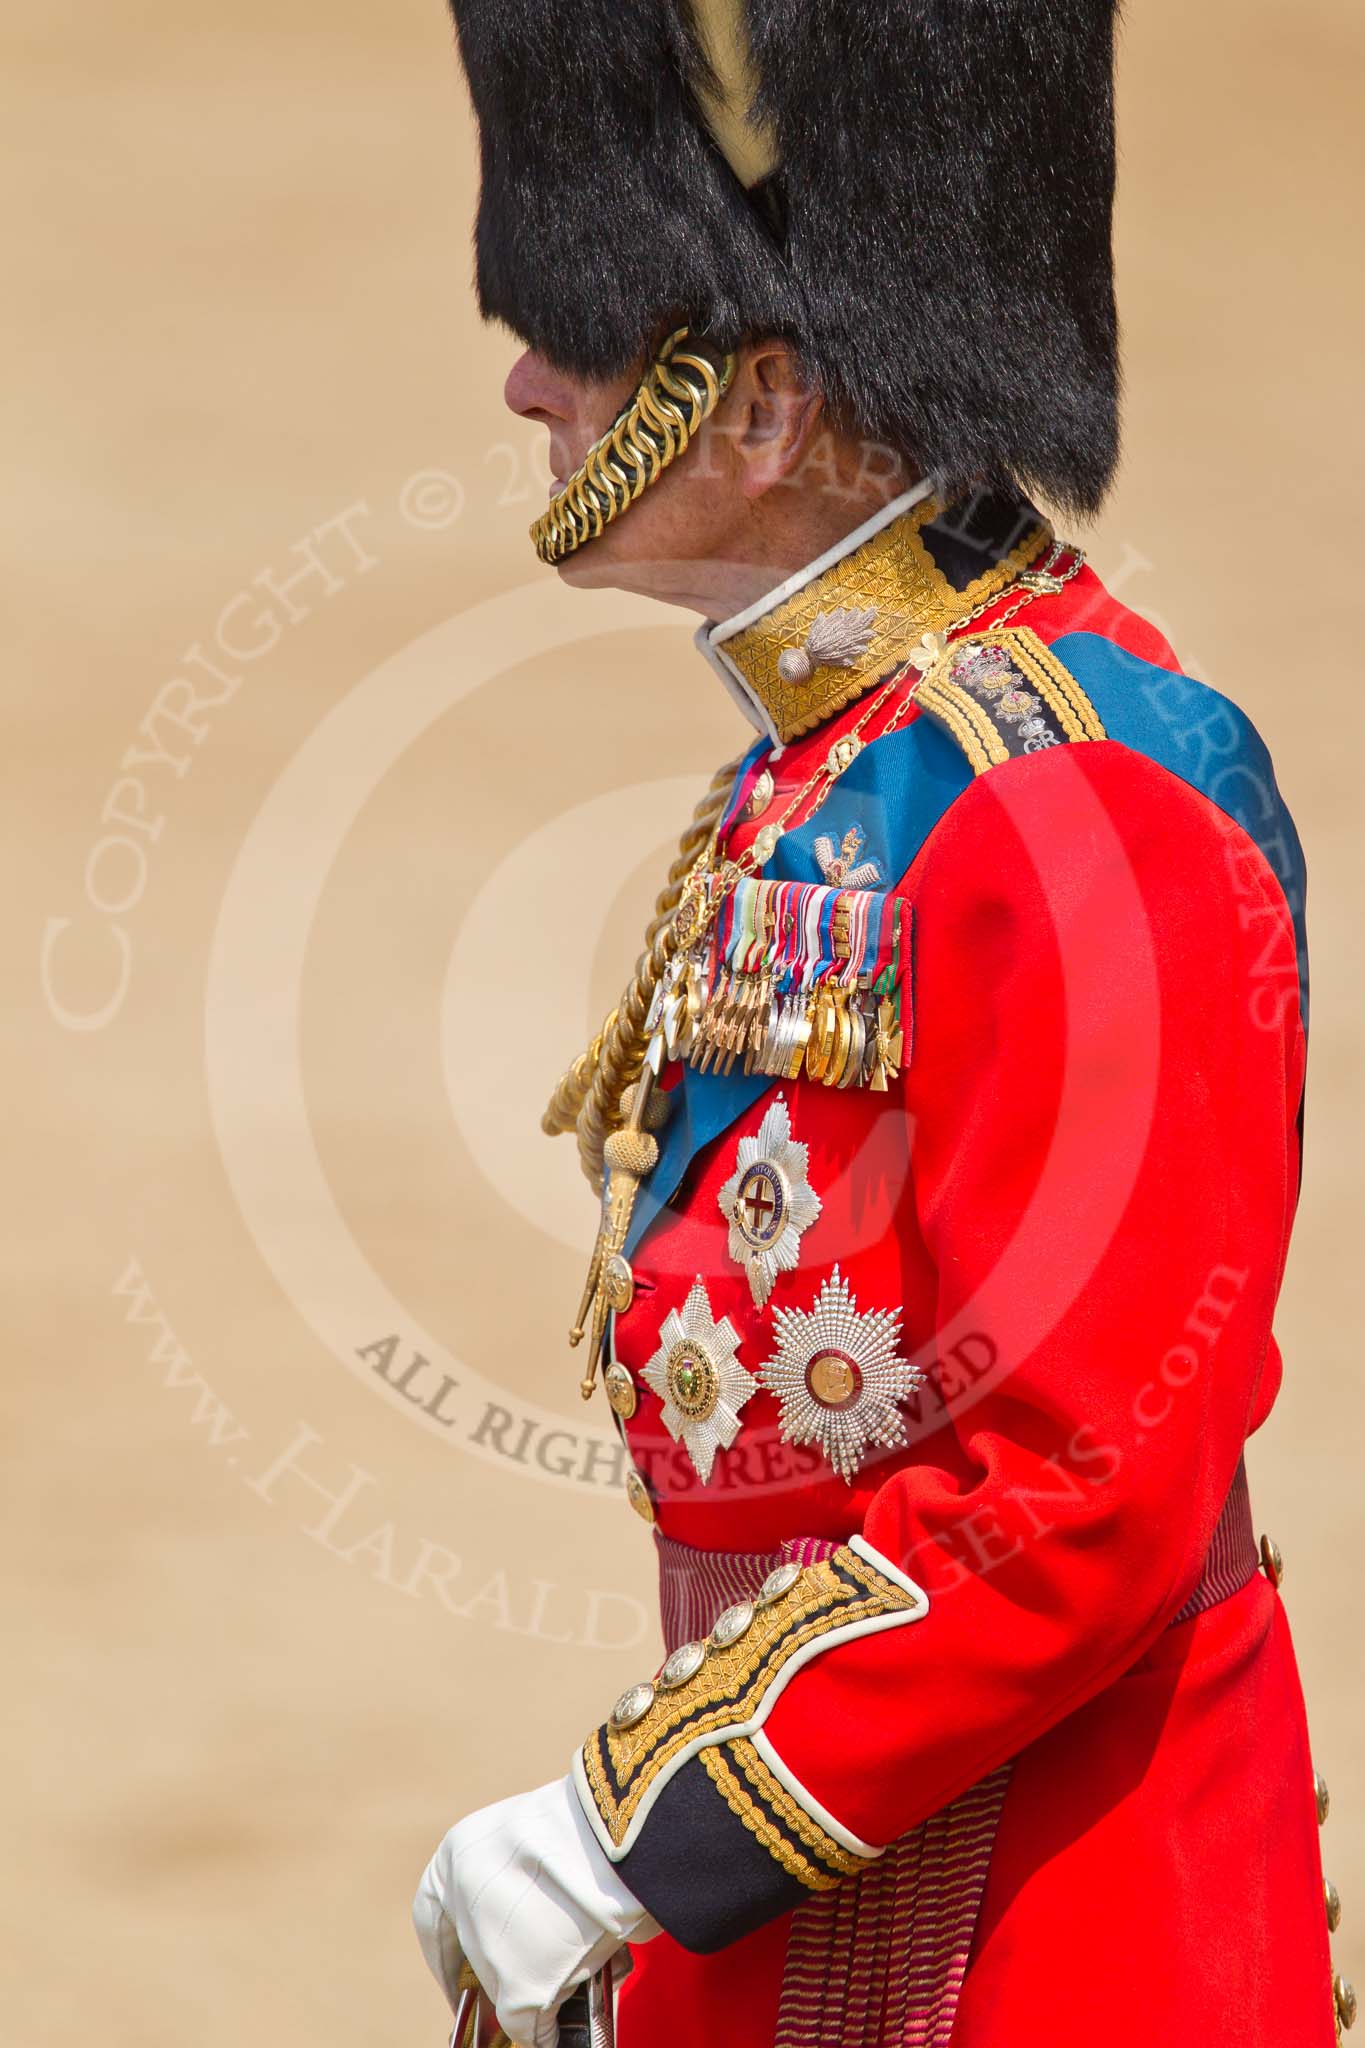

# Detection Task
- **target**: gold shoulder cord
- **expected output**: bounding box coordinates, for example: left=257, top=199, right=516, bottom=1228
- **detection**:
left=548, top=760, right=738, bottom=1400
left=542, top=758, right=739, bottom=1186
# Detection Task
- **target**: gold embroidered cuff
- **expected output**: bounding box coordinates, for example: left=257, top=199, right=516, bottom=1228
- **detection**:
left=574, top=1537, right=929, bottom=1864
left=698, top=1738, right=871, bottom=1890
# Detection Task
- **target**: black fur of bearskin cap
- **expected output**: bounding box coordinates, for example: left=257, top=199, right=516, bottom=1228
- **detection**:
left=447, top=0, right=1120, bottom=517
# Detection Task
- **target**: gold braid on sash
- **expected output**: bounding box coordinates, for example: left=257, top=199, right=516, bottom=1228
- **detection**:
left=542, top=756, right=741, bottom=1191
left=530, top=329, right=737, bottom=566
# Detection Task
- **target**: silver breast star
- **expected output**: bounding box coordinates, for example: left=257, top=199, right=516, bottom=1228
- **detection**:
left=758, top=1267, right=922, bottom=1482
left=640, top=1279, right=758, bottom=1485
left=717, top=1095, right=823, bottom=1308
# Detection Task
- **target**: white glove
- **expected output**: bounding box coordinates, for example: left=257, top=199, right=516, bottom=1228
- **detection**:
left=412, top=1774, right=660, bottom=2048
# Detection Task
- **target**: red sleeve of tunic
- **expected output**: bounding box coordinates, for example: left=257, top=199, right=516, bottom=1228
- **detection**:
left=761, top=736, right=1306, bottom=1848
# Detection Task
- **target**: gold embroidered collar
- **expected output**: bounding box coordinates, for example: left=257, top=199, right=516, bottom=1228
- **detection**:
left=698, top=483, right=1050, bottom=746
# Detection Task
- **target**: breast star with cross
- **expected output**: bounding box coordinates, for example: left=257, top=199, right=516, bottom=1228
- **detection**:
left=717, top=1095, right=823, bottom=1309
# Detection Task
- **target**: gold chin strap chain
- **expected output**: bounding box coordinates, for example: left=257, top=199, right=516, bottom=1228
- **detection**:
left=530, top=328, right=737, bottom=566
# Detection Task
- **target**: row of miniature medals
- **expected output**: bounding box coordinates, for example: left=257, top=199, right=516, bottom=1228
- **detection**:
left=570, top=867, right=911, bottom=1405
left=646, top=868, right=909, bottom=1093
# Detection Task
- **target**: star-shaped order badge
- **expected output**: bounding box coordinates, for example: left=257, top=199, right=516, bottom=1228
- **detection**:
left=717, top=1095, right=822, bottom=1309
left=640, top=1279, right=758, bottom=1485
left=758, top=1266, right=923, bottom=1482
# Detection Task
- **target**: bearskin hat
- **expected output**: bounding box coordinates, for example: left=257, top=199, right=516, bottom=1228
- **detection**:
left=446, top=1, right=1120, bottom=516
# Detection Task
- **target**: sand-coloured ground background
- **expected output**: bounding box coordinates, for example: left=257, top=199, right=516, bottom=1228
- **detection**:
left=8, top=1, right=1363, bottom=2039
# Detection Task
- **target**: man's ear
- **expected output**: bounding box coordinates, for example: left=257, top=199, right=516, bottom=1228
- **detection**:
left=732, top=340, right=826, bottom=500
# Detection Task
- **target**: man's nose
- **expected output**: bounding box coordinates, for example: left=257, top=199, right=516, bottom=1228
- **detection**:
left=504, top=348, right=570, bottom=422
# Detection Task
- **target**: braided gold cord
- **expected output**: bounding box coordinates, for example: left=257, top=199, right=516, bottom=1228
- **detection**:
left=572, top=924, right=674, bottom=1191
left=542, top=757, right=740, bottom=1189
left=539, top=1023, right=612, bottom=1142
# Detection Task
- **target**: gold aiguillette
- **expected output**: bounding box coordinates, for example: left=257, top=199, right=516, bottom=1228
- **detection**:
left=569, top=1062, right=661, bottom=1400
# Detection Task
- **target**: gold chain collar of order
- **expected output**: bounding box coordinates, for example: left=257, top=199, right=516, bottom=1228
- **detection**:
left=679, top=540, right=1086, bottom=929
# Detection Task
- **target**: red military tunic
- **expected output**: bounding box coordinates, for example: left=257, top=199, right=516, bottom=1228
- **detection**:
left=571, top=492, right=1339, bottom=2046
